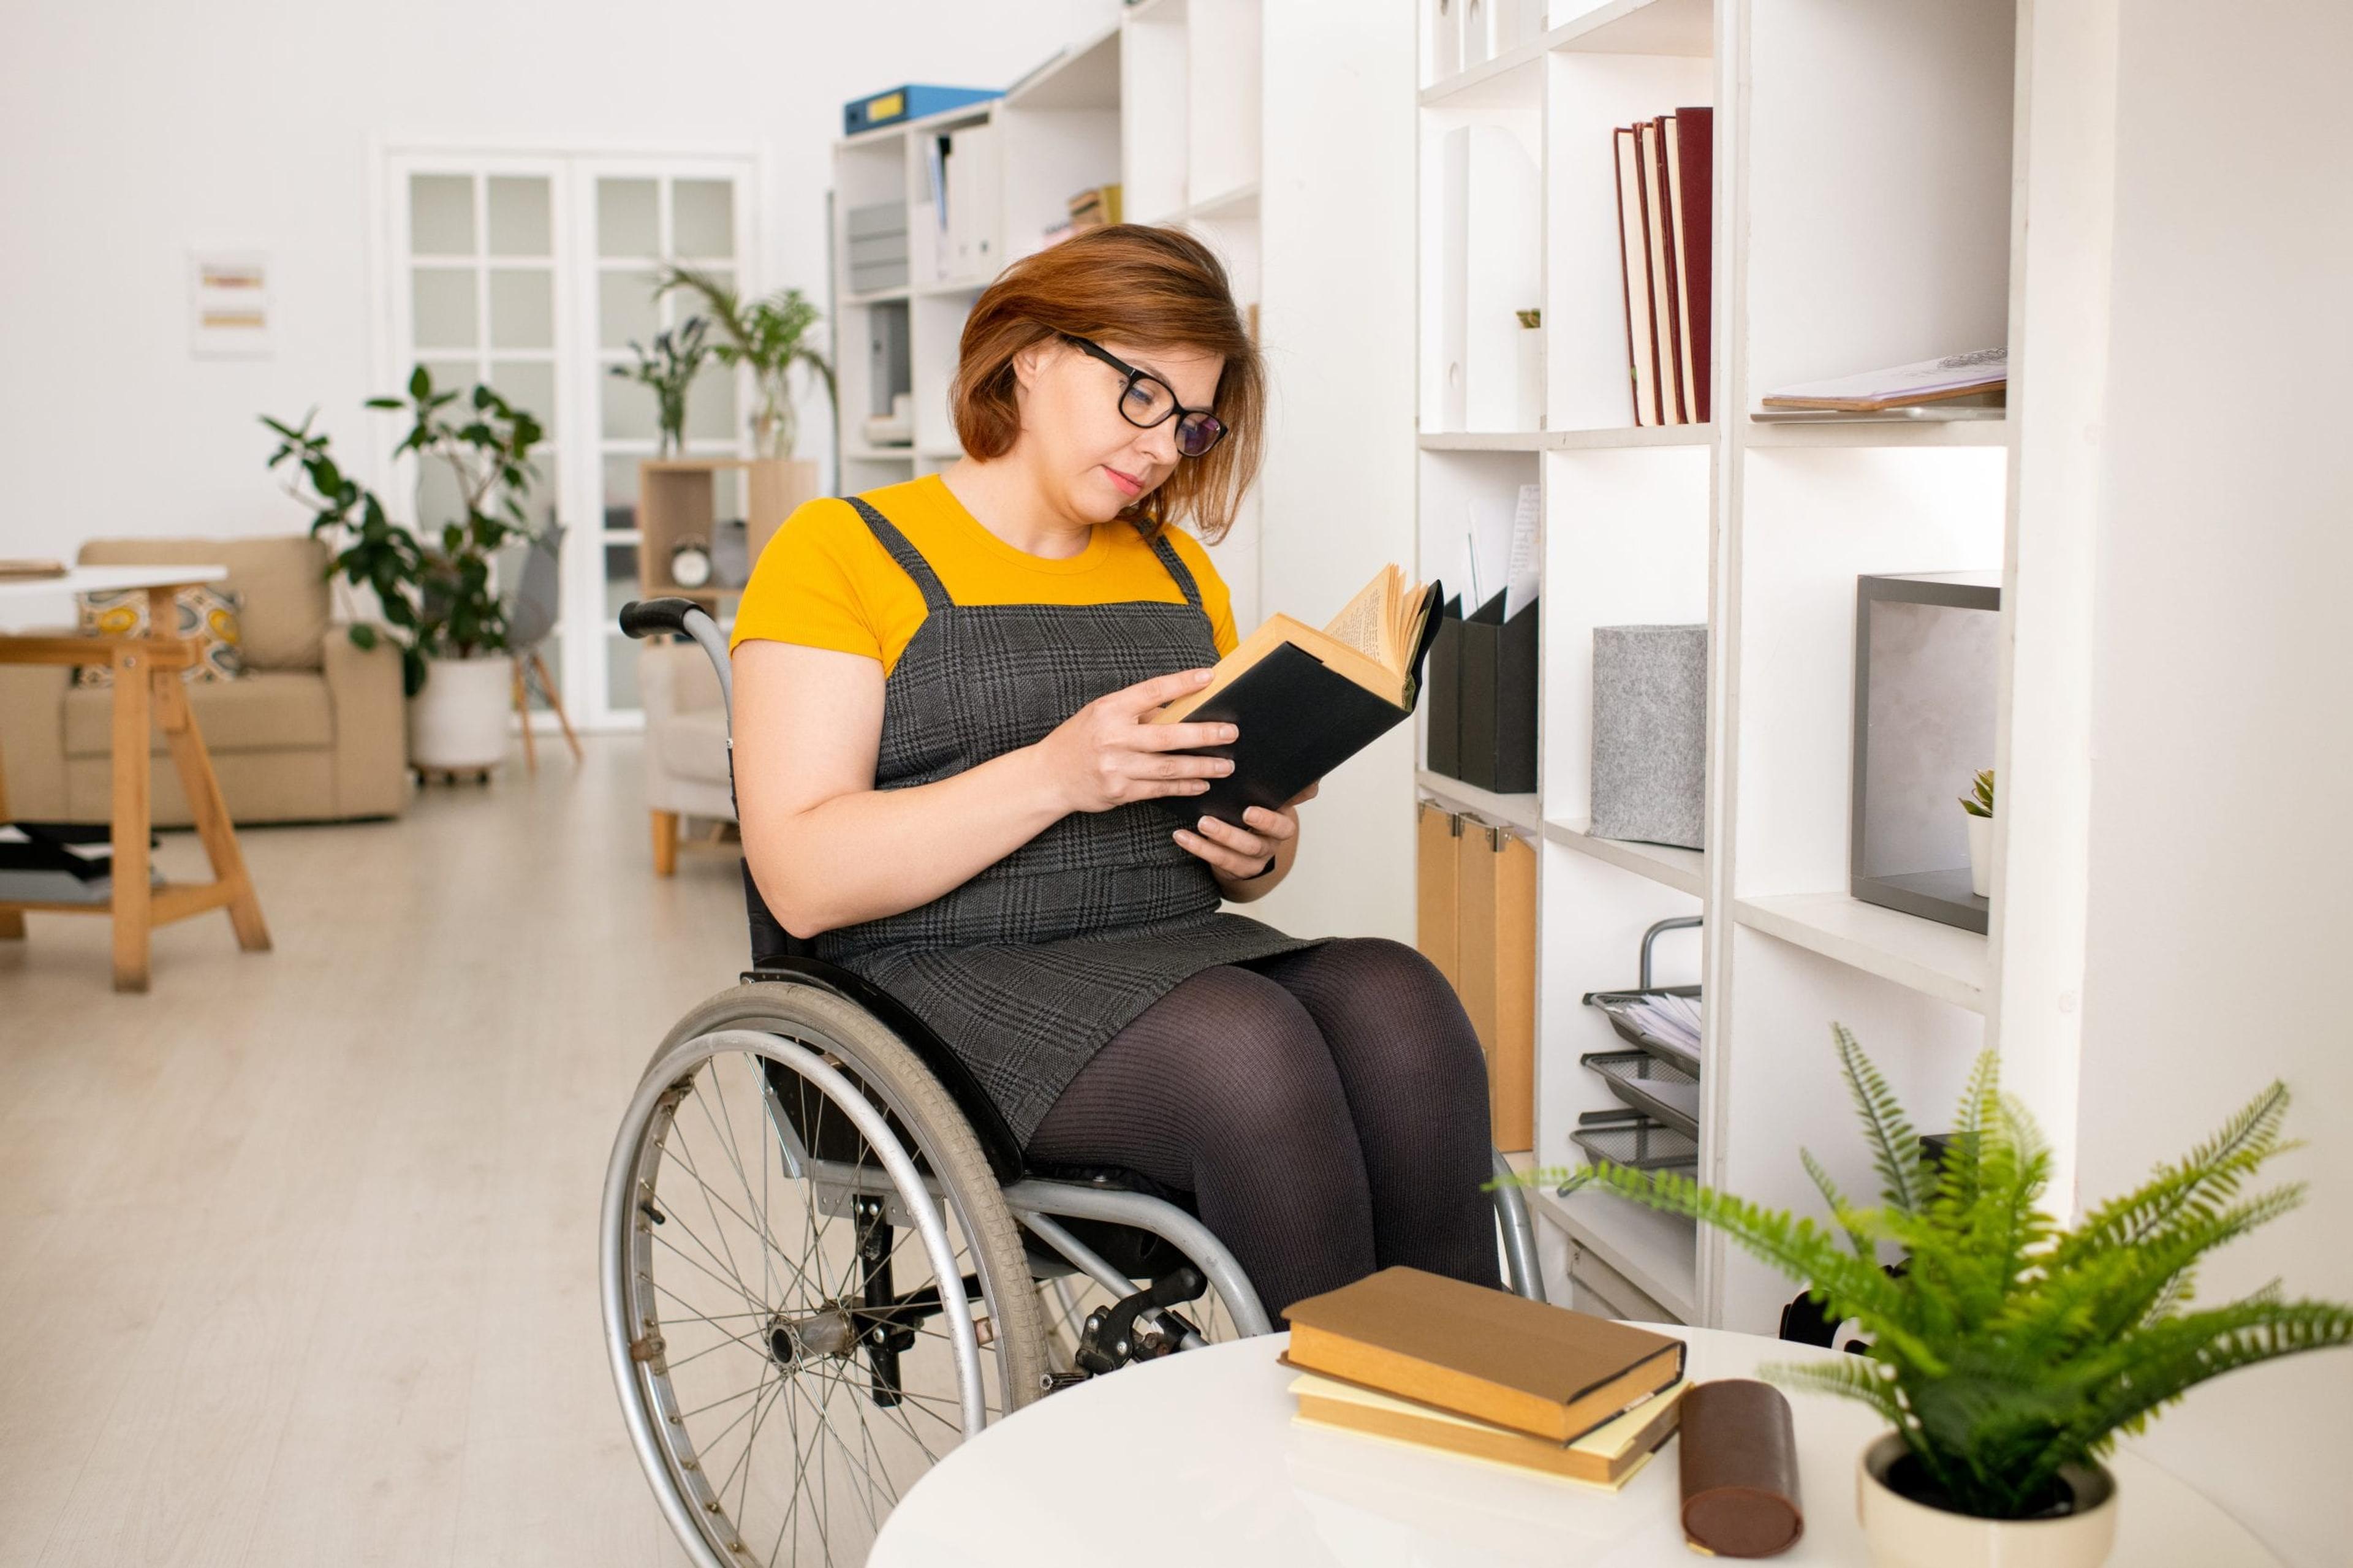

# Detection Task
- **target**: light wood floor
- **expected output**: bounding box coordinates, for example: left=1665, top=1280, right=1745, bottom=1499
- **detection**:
left=1, top=737, right=748, bottom=1566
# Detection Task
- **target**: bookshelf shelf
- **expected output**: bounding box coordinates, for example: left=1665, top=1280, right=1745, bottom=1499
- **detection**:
left=1417, top=426, right=1712, bottom=452
left=1743, top=415, right=2009, bottom=450
left=1417, top=0, right=2055, bottom=1328
left=1534, top=1183, right=1700, bottom=1324
left=1542, top=817, right=1706, bottom=900
left=1415, top=770, right=1540, bottom=839
left=1733, top=893, right=1991, bottom=1013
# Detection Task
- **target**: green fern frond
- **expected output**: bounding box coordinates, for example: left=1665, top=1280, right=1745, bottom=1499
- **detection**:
left=2053, top=1082, right=2290, bottom=1270
left=1802, top=1148, right=1876, bottom=1261
left=1835, top=1024, right=1927, bottom=1212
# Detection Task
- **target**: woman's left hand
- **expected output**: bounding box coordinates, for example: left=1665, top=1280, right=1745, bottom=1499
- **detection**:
left=1172, top=782, right=1317, bottom=879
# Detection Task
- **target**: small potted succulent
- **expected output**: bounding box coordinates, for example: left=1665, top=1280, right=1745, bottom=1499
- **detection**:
left=1495, top=1027, right=2352, bottom=1568
left=1960, top=767, right=1995, bottom=898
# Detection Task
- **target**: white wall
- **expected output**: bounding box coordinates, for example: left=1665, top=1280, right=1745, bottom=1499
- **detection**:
left=2075, top=4, right=2353, bottom=1562
left=0, top=0, right=1114, bottom=574
left=1248, top=0, right=1420, bottom=941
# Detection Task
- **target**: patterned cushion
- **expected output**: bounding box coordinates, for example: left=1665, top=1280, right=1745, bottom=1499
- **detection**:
left=73, top=583, right=247, bottom=687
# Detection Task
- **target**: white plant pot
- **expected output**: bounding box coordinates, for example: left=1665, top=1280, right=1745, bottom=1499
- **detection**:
left=407, top=654, right=512, bottom=772
left=1966, top=811, right=1993, bottom=898
left=1857, top=1433, right=2116, bottom=1568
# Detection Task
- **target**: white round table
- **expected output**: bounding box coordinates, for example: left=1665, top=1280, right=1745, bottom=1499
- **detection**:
left=869, top=1326, right=2279, bottom=1566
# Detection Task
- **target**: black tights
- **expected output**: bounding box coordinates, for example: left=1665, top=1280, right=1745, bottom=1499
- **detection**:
left=1023, top=936, right=1504, bottom=1324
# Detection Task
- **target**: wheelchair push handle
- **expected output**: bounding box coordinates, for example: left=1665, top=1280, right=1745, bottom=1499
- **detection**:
left=617, top=598, right=733, bottom=723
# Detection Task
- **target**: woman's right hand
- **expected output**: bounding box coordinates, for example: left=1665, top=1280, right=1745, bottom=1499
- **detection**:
left=1032, top=667, right=1241, bottom=815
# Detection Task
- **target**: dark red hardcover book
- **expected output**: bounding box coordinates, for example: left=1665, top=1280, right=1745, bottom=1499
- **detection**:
left=1667, top=107, right=1714, bottom=425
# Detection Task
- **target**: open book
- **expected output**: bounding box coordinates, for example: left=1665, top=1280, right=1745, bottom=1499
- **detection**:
left=1146, top=564, right=1444, bottom=829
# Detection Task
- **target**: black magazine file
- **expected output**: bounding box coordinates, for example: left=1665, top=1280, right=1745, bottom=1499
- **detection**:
left=1457, top=589, right=1539, bottom=794
left=1162, top=578, right=1447, bottom=830
left=1424, top=594, right=1464, bottom=777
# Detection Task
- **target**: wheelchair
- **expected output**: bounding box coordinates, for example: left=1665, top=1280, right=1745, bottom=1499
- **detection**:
left=605, top=599, right=1548, bottom=1568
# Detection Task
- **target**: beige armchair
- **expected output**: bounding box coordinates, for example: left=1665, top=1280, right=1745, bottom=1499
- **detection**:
left=639, top=640, right=734, bottom=874
left=0, top=536, right=407, bottom=824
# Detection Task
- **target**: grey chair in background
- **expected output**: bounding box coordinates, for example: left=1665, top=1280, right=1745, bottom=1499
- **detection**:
left=506, top=524, right=582, bottom=772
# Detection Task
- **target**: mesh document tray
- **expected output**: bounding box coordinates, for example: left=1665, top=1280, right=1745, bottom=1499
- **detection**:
left=1581, top=1049, right=1700, bottom=1138
left=1570, top=1109, right=1698, bottom=1172
left=1582, top=985, right=1702, bottom=1076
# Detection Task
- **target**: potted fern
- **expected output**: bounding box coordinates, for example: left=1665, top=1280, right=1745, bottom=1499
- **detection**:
left=1960, top=767, right=1995, bottom=898
left=1498, top=1028, right=2352, bottom=1568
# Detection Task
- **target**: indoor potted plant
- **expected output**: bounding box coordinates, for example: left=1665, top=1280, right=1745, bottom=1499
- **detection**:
left=1961, top=767, right=1995, bottom=898
left=1496, top=1028, right=2351, bottom=1568
left=263, top=365, right=545, bottom=775
left=611, top=316, right=713, bottom=458
left=657, top=264, right=837, bottom=459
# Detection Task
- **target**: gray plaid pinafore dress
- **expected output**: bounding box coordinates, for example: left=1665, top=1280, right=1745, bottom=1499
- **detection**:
left=809, top=496, right=1327, bottom=1147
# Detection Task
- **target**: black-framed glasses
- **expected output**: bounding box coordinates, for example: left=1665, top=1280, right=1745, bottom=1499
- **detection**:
left=1061, top=333, right=1229, bottom=458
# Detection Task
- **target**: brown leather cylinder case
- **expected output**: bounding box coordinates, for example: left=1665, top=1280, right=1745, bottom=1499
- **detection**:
left=1677, top=1379, right=1805, bottom=1558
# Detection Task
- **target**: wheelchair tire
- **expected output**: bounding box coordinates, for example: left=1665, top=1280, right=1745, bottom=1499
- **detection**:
left=602, top=980, right=1049, bottom=1568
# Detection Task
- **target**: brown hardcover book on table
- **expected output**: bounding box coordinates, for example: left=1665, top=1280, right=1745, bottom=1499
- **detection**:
left=1280, top=1265, right=1688, bottom=1445
left=1613, top=126, right=1662, bottom=426
left=1665, top=107, right=1713, bottom=425
left=0, top=559, right=67, bottom=580
left=1640, top=118, right=1685, bottom=424
left=1147, top=564, right=1442, bottom=831
left=1291, top=1369, right=1686, bottom=1488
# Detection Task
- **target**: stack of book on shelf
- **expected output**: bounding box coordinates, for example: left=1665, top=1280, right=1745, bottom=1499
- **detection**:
left=1613, top=108, right=1713, bottom=427
left=0, top=822, right=159, bottom=906
left=1282, top=1266, right=1688, bottom=1489
left=1039, top=183, right=1123, bottom=250
left=1756, top=348, right=2008, bottom=420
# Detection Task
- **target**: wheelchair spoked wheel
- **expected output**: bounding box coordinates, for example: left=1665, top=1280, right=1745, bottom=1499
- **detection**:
left=602, top=982, right=1048, bottom=1568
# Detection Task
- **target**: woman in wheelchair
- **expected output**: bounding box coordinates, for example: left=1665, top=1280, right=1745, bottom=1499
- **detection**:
left=726, top=224, right=1502, bottom=1328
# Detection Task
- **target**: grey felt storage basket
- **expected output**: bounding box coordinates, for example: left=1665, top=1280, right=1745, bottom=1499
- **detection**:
left=1590, top=624, right=1707, bottom=849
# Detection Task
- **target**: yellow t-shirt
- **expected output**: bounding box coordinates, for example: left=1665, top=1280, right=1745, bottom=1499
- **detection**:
left=729, top=473, right=1239, bottom=673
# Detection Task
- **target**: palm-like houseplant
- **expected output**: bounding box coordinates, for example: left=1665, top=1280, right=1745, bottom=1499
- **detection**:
left=1498, top=1028, right=2351, bottom=1556
left=610, top=316, right=714, bottom=458
left=657, top=264, right=837, bottom=459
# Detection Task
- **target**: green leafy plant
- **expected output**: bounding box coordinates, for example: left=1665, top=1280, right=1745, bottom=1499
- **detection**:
left=1493, top=1027, right=2352, bottom=1520
left=1961, top=767, right=1996, bottom=819
left=262, top=365, right=545, bottom=695
left=610, top=314, right=714, bottom=458
left=657, top=265, right=837, bottom=459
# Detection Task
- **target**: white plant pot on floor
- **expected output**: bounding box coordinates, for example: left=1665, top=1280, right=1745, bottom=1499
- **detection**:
left=1857, top=1433, right=2117, bottom=1568
left=1966, top=811, right=1993, bottom=898
left=408, top=653, right=512, bottom=773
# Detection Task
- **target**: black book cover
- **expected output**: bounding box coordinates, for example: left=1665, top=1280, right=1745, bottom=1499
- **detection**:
left=0, top=820, right=150, bottom=881
left=1161, top=581, right=1446, bottom=831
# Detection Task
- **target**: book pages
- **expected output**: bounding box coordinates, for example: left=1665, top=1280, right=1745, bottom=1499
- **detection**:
left=1322, top=566, right=1397, bottom=665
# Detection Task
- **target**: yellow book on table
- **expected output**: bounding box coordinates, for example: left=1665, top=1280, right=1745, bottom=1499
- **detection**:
left=1290, top=1369, right=1684, bottom=1489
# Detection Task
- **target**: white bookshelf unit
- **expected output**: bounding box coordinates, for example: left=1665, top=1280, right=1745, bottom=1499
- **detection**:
left=1415, top=0, right=2085, bottom=1330
left=827, top=1, right=1271, bottom=629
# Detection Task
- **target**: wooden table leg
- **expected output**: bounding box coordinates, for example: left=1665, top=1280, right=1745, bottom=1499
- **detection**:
left=110, top=644, right=153, bottom=992
left=151, top=662, right=270, bottom=954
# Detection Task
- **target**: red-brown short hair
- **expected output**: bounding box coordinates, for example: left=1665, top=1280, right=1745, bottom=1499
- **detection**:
left=950, top=224, right=1261, bottom=544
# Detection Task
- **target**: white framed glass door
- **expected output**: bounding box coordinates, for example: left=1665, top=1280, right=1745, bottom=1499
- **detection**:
left=382, top=146, right=757, bottom=729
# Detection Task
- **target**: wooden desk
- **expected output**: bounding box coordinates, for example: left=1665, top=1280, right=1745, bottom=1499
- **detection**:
left=0, top=566, right=271, bottom=990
